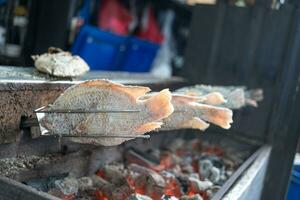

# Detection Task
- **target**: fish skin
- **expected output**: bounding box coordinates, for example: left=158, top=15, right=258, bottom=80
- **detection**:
left=175, top=85, right=247, bottom=109
left=41, top=80, right=174, bottom=146
left=161, top=94, right=233, bottom=130
left=141, top=94, right=233, bottom=131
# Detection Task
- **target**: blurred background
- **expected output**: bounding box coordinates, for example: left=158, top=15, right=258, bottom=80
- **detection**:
left=0, top=0, right=286, bottom=77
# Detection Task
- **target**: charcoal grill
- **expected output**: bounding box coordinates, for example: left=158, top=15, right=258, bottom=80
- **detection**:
left=0, top=66, right=273, bottom=200
left=182, top=4, right=300, bottom=200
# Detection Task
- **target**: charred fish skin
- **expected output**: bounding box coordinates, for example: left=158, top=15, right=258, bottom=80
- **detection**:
left=41, top=80, right=174, bottom=146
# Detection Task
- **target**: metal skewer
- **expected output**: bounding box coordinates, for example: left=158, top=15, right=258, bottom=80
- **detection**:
left=58, top=134, right=150, bottom=139
left=35, top=106, right=140, bottom=113
left=30, top=106, right=149, bottom=140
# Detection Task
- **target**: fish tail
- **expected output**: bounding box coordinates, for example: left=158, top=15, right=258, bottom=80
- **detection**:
left=192, top=102, right=233, bottom=129
left=144, top=89, right=174, bottom=121
left=202, top=92, right=227, bottom=105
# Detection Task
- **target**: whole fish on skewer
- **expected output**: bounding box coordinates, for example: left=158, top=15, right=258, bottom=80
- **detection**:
left=175, top=85, right=263, bottom=109
left=141, top=93, right=233, bottom=131
left=41, top=80, right=174, bottom=146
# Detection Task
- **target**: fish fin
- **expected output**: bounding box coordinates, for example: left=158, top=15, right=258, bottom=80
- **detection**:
left=245, top=99, right=258, bottom=107
left=202, top=92, right=227, bottom=105
left=79, top=79, right=151, bottom=99
left=180, top=117, right=210, bottom=131
left=135, top=122, right=163, bottom=134
left=144, top=89, right=174, bottom=120
left=172, top=94, right=205, bottom=103
left=191, top=102, right=233, bottom=129
left=120, top=86, right=151, bottom=99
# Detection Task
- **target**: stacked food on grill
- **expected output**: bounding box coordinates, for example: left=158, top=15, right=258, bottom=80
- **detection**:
left=40, top=80, right=262, bottom=146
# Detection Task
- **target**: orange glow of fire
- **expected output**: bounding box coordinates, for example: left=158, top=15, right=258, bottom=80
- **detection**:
left=204, top=146, right=223, bottom=157
left=93, top=145, right=222, bottom=200
left=187, top=189, right=209, bottom=200
left=164, top=179, right=182, bottom=197
left=96, top=169, right=106, bottom=179
left=95, top=189, right=109, bottom=200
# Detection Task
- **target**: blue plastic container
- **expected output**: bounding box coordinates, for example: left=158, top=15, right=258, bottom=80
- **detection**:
left=72, top=25, right=160, bottom=72
left=72, top=25, right=127, bottom=71
left=121, top=37, right=160, bottom=72
left=286, top=165, right=300, bottom=200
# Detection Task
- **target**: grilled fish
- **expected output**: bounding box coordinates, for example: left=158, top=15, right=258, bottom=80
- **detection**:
left=142, top=93, right=233, bottom=131
left=41, top=80, right=174, bottom=146
left=175, top=85, right=263, bottom=109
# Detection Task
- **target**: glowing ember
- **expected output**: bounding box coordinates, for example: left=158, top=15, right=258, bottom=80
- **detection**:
left=95, top=189, right=109, bottom=200
left=37, top=138, right=248, bottom=200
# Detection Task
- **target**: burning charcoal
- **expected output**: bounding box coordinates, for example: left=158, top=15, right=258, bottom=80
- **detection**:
left=125, top=148, right=160, bottom=170
left=99, top=164, right=128, bottom=186
left=180, top=156, right=194, bottom=174
left=128, top=164, right=166, bottom=186
left=206, top=186, right=221, bottom=199
left=160, top=171, right=182, bottom=197
left=77, top=177, right=93, bottom=190
left=189, top=173, right=200, bottom=179
left=111, top=184, right=134, bottom=200
left=91, top=175, right=114, bottom=197
left=180, top=194, right=203, bottom=200
left=206, top=156, right=224, bottom=169
left=188, top=177, right=213, bottom=192
left=161, top=195, right=179, bottom=200
left=127, top=193, right=153, bottom=200
left=94, top=179, right=133, bottom=200
left=199, top=159, right=213, bottom=179
left=91, top=175, right=110, bottom=188
left=181, top=163, right=194, bottom=174
left=160, top=151, right=180, bottom=169
left=95, top=189, right=109, bottom=200
left=177, top=177, right=189, bottom=194
left=54, top=177, right=79, bottom=195
left=167, top=164, right=182, bottom=176
left=128, top=164, right=165, bottom=199
left=76, top=188, right=97, bottom=200
left=134, top=175, right=165, bottom=199
left=208, top=167, right=220, bottom=183
left=24, top=175, right=66, bottom=192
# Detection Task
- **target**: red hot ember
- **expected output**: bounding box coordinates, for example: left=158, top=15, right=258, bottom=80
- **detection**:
left=30, top=138, right=247, bottom=200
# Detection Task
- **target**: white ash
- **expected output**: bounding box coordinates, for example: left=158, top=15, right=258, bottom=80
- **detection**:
left=0, top=154, right=61, bottom=179
left=55, top=176, right=79, bottom=195
left=180, top=194, right=203, bottom=200
left=188, top=177, right=213, bottom=191
left=162, top=195, right=179, bottom=200
left=128, top=193, right=153, bottom=200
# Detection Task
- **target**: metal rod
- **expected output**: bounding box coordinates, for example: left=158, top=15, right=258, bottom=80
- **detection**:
left=34, top=106, right=140, bottom=113
left=57, top=134, right=150, bottom=139
left=36, top=109, right=141, bottom=113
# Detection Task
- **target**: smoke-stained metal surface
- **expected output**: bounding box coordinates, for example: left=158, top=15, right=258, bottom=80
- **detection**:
left=0, top=66, right=184, bottom=144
